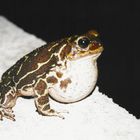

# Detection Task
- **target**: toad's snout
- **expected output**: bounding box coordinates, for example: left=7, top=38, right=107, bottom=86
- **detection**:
left=90, top=39, right=104, bottom=53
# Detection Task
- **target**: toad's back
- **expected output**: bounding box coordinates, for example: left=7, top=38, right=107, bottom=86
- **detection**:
left=0, top=43, right=58, bottom=90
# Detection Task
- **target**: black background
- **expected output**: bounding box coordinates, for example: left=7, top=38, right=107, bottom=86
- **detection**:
left=0, top=0, right=139, bottom=118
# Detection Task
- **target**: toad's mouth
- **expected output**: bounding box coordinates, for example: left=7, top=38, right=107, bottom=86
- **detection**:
left=67, top=46, right=103, bottom=61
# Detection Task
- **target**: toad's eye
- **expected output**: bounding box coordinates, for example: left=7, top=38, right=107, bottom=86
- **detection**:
left=78, top=37, right=90, bottom=48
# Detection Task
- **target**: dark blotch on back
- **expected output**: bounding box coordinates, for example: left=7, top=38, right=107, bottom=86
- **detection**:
left=60, top=44, right=71, bottom=60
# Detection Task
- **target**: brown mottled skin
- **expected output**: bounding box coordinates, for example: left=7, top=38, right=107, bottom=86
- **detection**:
left=0, top=30, right=103, bottom=121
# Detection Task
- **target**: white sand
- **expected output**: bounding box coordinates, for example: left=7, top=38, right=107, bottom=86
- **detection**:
left=0, top=16, right=140, bottom=140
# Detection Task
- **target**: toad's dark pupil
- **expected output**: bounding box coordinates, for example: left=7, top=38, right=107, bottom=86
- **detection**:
left=78, top=37, right=90, bottom=48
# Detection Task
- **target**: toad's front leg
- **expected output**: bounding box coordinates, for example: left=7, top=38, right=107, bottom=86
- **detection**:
left=34, top=80, right=66, bottom=119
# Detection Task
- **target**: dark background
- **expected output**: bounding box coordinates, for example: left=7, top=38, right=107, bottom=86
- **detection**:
left=0, top=0, right=139, bottom=118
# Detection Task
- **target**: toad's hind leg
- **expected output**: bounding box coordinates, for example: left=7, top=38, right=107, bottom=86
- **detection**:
left=0, top=91, right=18, bottom=121
left=34, top=80, right=65, bottom=119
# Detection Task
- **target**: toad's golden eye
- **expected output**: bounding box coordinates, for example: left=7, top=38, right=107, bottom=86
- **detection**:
left=78, top=37, right=90, bottom=48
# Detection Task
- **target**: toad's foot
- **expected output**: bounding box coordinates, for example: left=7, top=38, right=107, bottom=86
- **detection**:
left=38, top=109, right=69, bottom=119
left=0, top=108, right=15, bottom=121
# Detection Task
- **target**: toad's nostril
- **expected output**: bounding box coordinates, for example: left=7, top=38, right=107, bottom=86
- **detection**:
left=93, top=41, right=101, bottom=47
